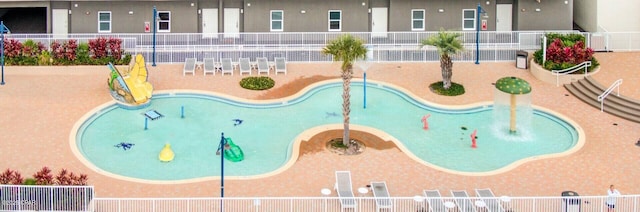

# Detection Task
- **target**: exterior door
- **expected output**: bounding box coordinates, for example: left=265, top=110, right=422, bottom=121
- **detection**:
left=496, top=4, right=513, bottom=32
left=224, top=8, right=240, bottom=38
left=52, top=9, right=68, bottom=38
left=371, top=7, right=388, bottom=38
left=202, top=8, right=218, bottom=38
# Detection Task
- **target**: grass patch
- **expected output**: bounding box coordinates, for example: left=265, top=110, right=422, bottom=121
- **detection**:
left=429, top=81, right=465, bottom=96
left=329, top=139, right=349, bottom=149
left=239, top=76, right=275, bottom=90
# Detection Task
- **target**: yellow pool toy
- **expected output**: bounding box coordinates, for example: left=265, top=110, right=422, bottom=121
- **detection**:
left=159, top=143, right=175, bottom=162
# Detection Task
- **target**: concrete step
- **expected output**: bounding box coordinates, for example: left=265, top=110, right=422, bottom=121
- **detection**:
left=564, top=78, right=640, bottom=123
left=583, top=77, right=640, bottom=111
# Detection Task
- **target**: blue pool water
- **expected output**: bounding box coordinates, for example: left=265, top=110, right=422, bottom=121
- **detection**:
left=75, top=81, right=579, bottom=181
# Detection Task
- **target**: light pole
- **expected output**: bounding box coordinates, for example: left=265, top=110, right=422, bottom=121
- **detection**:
left=356, top=45, right=374, bottom=109
left=475, top=4, right=488, bottom=65
left=356, top=60, right=371, bottom=109
left=0, top=21, right=10, bottom=85
left=152, top=6, right=157, bottom=67
left=216, top=132, right=230, bottom=212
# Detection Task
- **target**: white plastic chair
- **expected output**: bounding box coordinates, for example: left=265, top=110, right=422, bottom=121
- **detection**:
left=183, top=58, right=196, bottom=76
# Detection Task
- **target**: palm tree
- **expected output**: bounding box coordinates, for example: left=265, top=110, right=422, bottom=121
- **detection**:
left=321, top=34, right=367, bottom=147
left=421, top=29, right=464, bottom=89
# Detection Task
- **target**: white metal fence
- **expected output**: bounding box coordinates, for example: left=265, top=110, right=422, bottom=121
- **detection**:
left=4, top=31, right=640, bottom=64
left=92, top=195, right=640, bottom=212
left=0, top=185, right=94, bottom=211
left=1, top=185, right=639, bottom=211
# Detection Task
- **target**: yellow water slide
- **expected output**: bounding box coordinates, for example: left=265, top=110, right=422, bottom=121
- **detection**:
left=123, top=55, right=153, bottom=103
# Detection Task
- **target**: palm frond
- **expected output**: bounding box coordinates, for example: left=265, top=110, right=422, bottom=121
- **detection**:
left=322, top=34, right=368, bottom=71
left=420, top=29, right=464, bottom=57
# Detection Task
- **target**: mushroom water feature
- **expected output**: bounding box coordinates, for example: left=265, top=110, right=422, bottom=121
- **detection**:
left=495, top=77, right=532, bottom=133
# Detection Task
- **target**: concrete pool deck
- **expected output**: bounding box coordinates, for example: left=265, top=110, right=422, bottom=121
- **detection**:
left=0, top=52, right=639, bottom=198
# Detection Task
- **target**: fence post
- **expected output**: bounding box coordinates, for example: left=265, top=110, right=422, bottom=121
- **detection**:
left=542, top=36, right=547, bottom=66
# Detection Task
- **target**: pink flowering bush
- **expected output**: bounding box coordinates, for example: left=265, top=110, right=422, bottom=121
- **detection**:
left=533, top=33, right=599, bottom=73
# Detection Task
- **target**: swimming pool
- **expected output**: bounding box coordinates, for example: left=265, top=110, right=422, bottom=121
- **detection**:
left=71, top=80, right=583, bottom=182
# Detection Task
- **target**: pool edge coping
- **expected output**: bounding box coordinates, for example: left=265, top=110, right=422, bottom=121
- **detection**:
left=69, top=79, right=585, bottom=183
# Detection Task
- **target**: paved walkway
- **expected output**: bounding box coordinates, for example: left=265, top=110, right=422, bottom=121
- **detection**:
left=0, top=52, right=638, bottom=198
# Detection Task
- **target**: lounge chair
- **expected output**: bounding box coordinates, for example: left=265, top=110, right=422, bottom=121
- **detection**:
left=256, top=57, right=270, bottom=75
left=274, top=57, right=287, bottom=75
left=220, top=58, right=234, bottom=76
left=371, top=181, right=392, bottom=212
left=203, top=58, right=217, bottom=76
left=334, top=171, right=356, bottom=210
left=475, top=188, right=505, bottom=212
left=239, top=58, right=252, bottom=75
left=424, top=189, right=447, bottom=212
left=183, top=58, right=196, bottom=76
left=451, top=190, right=476, bottom=212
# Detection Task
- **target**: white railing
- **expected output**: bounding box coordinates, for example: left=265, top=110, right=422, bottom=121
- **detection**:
left=0, top=185, right=94, bottom=211
left=552, top=61, right=592, bottom=86
left=90, top=195, right=640, bottom=212
left=1, top=185, right=639, bottom=212
left=4, top=31, right=581, bottom=64
left=598, top=79, right=623, bottom=112
left=3, top=31, right=640, bottom=64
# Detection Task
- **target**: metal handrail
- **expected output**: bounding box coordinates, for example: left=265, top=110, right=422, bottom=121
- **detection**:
left=597, top=79, right=623, bottom=112
left=552, top=61, right=592, bottom=86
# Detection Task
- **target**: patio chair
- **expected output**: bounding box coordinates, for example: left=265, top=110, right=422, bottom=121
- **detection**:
left=274, top=57, right=287, bottom=75
left=371, top=181, right=392, bottom=212
left=239, top=58, right=252, bottom=75
left=451, top=190, right=476, bottom=212
left=183, top=58, right=196, bottom=76
left=203, top=58, right=217, bottom=76
left=475, top=188, right=505, bottom=212
left=220, top=58, right=234, bottom=76
left=334, top=171, right=357, bottom=210
left=256, top=57, right=270, bottom=75
left=424, top=189, right=447, bottom=212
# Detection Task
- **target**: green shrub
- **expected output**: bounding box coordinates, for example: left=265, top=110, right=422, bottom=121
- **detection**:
left=75, top=43, right=91, bottom=65
left=119, top=54, right=132, bottom=65
left=1, top=39, right=130, bottom=66
left=535, top=33, right=599, bottom=73
left=38, top=51, right=53, bottom=66
left=23, top=178, right=37, bottom=185
left=429, top=81, right=465, bottom=96
left=239, top=76, right=275, bottom=90
left=533, top=49, right=543, bottom=65
left=543, top=33, right=586, bottom=48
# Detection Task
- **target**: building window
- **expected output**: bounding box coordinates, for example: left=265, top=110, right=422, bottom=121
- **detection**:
left=98, top=11, right=111, bottom=33
left=411, top=9, right=425, bottom=31
left=462, top=9, right=476, bottom=30
left=271, top=10, right=283, bottom=31
left=158, top=11, right=171, bottom=32
left=328, top=10, right=341, bottom=31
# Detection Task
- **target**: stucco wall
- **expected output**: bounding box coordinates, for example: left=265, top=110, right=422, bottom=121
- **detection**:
left=516, top=0, right=573, bottom=31
left=389, top=0, right=496, bottom=31
left=597, top=0, right=640, bottom=32
left=573, top=0, right=597, bottom=32
left=243, top=0, right=369, bottom=32
left=70, top=1, right=198, bottom=33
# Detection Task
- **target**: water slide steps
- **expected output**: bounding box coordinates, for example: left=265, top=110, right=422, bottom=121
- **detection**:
left=107, top=63, right=130, bottom=93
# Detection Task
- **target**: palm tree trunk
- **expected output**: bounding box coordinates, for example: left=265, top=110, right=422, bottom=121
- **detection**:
left=342, top=65, right=352, bottom=146
left=441, top=54, right=453, bottom=89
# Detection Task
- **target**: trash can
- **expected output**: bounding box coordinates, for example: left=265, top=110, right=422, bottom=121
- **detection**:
left=561, top=191, right=581, bottom=212
left=516, top=50, right=528, bottom=69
